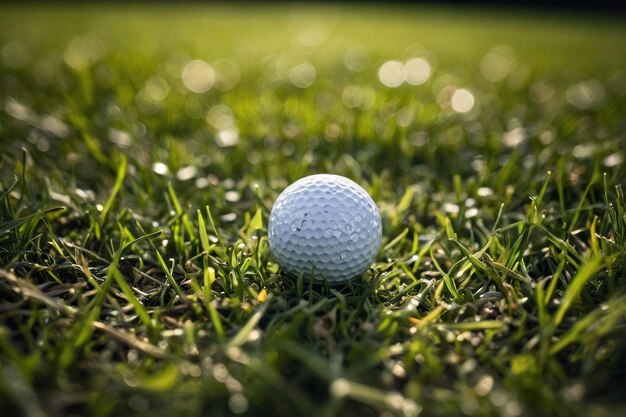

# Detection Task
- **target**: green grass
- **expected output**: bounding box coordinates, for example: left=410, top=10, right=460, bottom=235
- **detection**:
left=1, top=4, right=625, bottom=417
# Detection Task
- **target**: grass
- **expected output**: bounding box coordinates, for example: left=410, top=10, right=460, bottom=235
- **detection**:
left=1, top=3, right=625, bottom=417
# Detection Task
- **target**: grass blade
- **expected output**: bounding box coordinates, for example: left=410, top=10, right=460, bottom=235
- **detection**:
left=552, top=256, right=602, bottom=327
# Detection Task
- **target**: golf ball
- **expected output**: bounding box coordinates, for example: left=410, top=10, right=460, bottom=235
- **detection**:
left=268, top=174, right=382, bottom=283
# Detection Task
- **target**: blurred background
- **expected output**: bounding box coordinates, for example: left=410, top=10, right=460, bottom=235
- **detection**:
left=1, top=1, right=624, bottom=254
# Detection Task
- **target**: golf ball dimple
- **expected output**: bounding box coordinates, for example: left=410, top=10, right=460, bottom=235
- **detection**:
left=268, top=174, right=382, bottom=283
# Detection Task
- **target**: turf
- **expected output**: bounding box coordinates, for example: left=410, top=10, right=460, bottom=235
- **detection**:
left=1, top=4, right=625, bottom=417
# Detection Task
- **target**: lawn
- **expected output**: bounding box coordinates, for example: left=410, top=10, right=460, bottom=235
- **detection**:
left=1, top=4, right=625, bottom=417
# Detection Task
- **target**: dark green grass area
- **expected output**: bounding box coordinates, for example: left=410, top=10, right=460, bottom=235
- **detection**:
left=1, top=4, right=626, bottom=417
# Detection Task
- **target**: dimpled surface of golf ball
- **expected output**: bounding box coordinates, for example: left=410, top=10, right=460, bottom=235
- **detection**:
left=268, top=174, right=382, bottom=283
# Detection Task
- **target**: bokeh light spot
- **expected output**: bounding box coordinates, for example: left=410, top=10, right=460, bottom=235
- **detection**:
left=480, top=45, right=515, bottom=82
left=404, top=57, right=432, bottom=85
left=152, top=162, right=169, bottom=176
left=602, top=152, right=623, bottom=168
left=207, top=104, right=236, bottom=130
left=530, top=80, right=555, bottom=104
left=135, top=89, right=161, bottom=115
left=145, top=76, right=169, bottom=101
left=213, top=58, right=241, bottom=91
left=502, top=127, right=526, bottom=148
left=378, top=60, right=405, bottom=88
left=475, top=375, right=494, bottom=396
left=4, top=98, right=34, bottom=121
left=64, top=35, right=106, bottom=71
left=451, top=88, right=475, bottom=113
left=343, top=45, right=369, bottom=72
left=566, top=79, right=605, bottom=109
left=289, top=63, right=316, bottom=88
left=182, top=59, right=215, bottom=93
left=502, top=127, right=527, bottom=148
left=216, top=128, right=240, bottom=147
left=176, top=166, right=198, bottom=181
left=228, top=393, right=249, bottom=414
left=341, top=85, right=375, bottom=109
left=288, top=14, right=337, bottom=47
left=330, top=378, right=351, bottom=397
left=2, top=42, right=30, bottom=68
left=39, top=115, right=70, bottom=138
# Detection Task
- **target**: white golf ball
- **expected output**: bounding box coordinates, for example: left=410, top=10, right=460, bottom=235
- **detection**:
left=268, top=174, right=382, bottom=283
